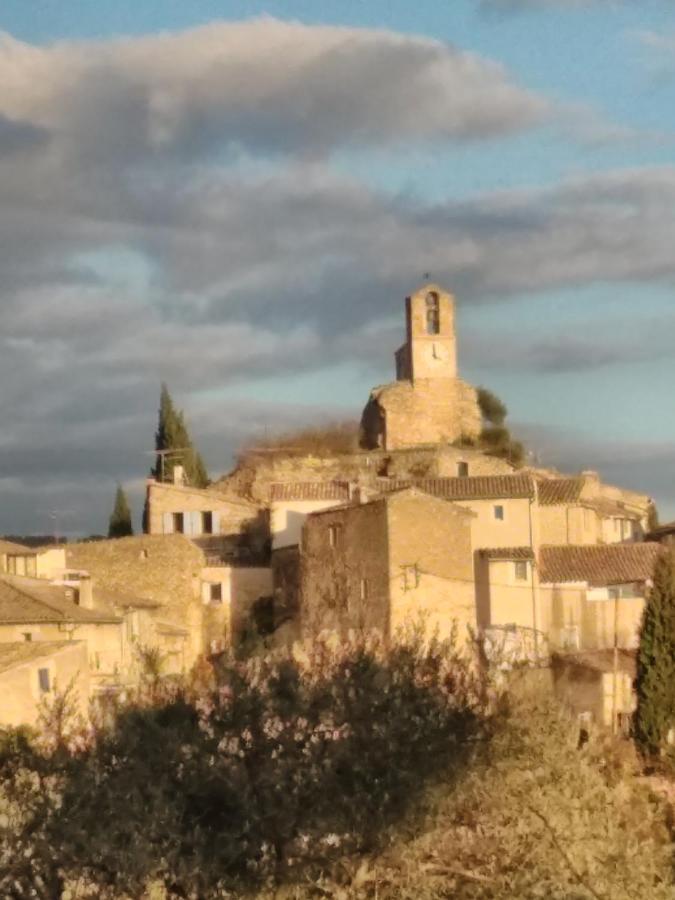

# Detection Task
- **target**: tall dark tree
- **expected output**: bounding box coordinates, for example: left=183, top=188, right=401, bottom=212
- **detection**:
left=477, top=387, right=507, bottom=427
left=634, top=550, right=675, bottom=754
left=150, top=383, right=209, bottom=488
left=108, top=485, right=133, bottom=538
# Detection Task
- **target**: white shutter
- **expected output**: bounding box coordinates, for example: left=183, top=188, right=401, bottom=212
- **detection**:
left=211, top=510, right=220, bottom=535
left=201, top=582, right=211, bottom=604
left=191, top=511, right=201, bottom=535
left=162, top=513, right=173, bottom=534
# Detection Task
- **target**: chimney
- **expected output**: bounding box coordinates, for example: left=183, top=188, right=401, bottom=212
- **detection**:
left=77, top=574, right=94, bottom=610
left=173, top=464, right=185, bottom=486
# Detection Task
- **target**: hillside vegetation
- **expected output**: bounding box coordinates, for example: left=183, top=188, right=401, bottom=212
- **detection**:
left=0, top=636, right=672, bottom=899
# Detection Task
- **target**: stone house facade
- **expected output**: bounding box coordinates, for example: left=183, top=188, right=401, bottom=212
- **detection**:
left=0, top=575, right=124, bottom=688
left=360, top=284, right=481, bottom=451
left=301, top=489, right=476, bottom=644
left=0, top=640, right=90, bottom=729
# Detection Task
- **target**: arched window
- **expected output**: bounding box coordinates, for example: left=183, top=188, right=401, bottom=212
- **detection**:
left=425, top=291, right=440, bottom=335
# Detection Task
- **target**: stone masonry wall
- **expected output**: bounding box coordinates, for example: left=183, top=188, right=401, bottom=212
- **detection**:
left=67, top=535, right=205, bottom=668
left=300, top=500, right=390, bottom=637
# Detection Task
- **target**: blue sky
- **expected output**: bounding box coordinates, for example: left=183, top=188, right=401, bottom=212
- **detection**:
left=0, top=0, right=674, bottom=534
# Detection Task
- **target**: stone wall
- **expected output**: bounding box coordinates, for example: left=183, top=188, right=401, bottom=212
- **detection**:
left=67, top=535, right=205, bottom=669
left=301, top=499, right=390, bottom=637
left=361, top=377, right=481, bottom=451
left=0, top=641, right=90, bottom=728
left=146, top=481, right=263, bottom=541
left=386, top=492, right=476, bottom=644
left=201, top=565, right=273, bottom=650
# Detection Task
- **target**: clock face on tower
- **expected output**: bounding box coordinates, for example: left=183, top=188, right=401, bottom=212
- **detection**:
left=428, top=342, right=449, bottom=363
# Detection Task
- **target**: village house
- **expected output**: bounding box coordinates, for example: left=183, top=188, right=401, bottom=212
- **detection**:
left=0, top=640, right=90, bottom=729
left=301, top=488, right=476, bottom=642
left=0, top=574, right=123, bottom=692
left=0, top=538, right=67, bottom=580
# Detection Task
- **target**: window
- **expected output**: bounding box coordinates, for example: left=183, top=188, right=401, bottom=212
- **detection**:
left=22, top=632, right=33, bottom=642
left=201, top=511, right=213, bottom=535
left=328, top=524, right=343, bottom=549
left=209, top=583, right=223, bottom=604
left=493, top=505, right=505, bottom=521
left=425, top=291, right=440, bottom=335
left=402, top=564, right=419, bottom=591
left=360, top=578, right=369, bottom=601
left=457, top=461, right=469, bottom=478
left=7, top=554, right=34, bottom=576
left=514, top=561, right=528, bottom=581
left=38, top=668, right=51, bottom=694
left=172, top=512, right=184, bottom=534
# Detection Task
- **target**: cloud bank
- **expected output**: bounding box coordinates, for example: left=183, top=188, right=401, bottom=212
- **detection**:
left=0, top=19, right=672, bottom=532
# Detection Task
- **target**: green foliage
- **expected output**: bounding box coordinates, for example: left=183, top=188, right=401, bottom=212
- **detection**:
left=477, top=387, right=507, bottom=427
left=151, top=382, right=209, bottom=488
left=107, top=484, right=133, bottom=538
left=2, top=665, right=674, bottom=898
left=648, top=500, right=660, bottom=533
left=0, top=633, right=488, bottom=898
left=635, top=551, right=675, bottom=754
left=324, top=689, right=674, bottom=900
left=480, top=425, right=525, bottom=466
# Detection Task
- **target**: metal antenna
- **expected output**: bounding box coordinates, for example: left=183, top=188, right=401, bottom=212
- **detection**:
left=144, top=448, right=190, bottom=483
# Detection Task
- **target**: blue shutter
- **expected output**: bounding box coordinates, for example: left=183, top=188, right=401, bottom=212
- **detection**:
left=162, top=512, right=173, bottom=534
left=211, top=510, right=220, bottom=535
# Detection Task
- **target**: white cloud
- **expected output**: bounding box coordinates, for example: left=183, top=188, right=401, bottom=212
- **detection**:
left=0, top=19, right=547, bottom=163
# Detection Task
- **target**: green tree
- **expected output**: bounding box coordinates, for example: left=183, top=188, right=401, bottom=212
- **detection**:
left=647, top=500, right=660, bottom=534
left=108, top=485, right=133, bottom=538
left=477, top=386, right=507, bottom=426
left=634, top=550, right=675, bottom=754
left=150, top=383, right=209, bottom=488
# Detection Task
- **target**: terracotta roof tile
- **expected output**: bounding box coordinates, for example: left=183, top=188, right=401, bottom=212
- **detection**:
left=539, top=543, right=662, bottom=587
left=381, top=474, right=535, bottom=501
left=480, top=547, right=535, bottom=560
left=0, top=576, right=121, bottom=625
left=0, top=641, right=81, bottom=674
left=270, top=482, right=352, bottom=502
left=537, top=478, right=585, bottom=506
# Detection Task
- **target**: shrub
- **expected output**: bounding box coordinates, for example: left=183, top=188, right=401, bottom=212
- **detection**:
left=0, top=631, right=489, bottom=898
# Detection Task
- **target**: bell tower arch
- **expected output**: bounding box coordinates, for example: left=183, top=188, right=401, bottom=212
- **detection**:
left=404, top=283, right=457, bottom=383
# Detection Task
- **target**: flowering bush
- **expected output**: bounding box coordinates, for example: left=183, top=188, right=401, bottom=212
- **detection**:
left=0, top=629, right=490, bottom=898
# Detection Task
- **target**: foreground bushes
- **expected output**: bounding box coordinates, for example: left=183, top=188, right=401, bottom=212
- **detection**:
left=0, top=631, right=489, bottom=898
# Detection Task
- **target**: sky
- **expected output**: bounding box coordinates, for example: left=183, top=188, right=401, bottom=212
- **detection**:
left=1, top=0, right=675, bottom=536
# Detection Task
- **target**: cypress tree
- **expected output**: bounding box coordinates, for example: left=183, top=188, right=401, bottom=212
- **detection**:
left=634, top=550, right=675, bottom=754
left=150, top=383, right=209, bottom=488
left=108, top=485, right=134, bottom=538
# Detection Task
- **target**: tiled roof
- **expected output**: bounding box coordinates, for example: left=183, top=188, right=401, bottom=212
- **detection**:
left=270, top=482, right=352, bottom=502
left=0, top=641, right=79, bottom=674
left=480, top=547, right=535, bottom=560
left=381, top=474, right=535, bottom=501
left=582, top=497, right=642, bottom=519
left=0, top=539, right=34, bottom=555
left=537, top=478, right=584, bottom=506
left=0, top=576, right=122, bottom=625
left=539, top=543, right=662, bottom=587
left=552, top=649, right=637, bottom=677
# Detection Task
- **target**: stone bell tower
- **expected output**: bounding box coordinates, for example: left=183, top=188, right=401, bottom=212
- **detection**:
left=361, top=282, right=481, bottom=451
left=395, top=284, right=458, bottom=383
